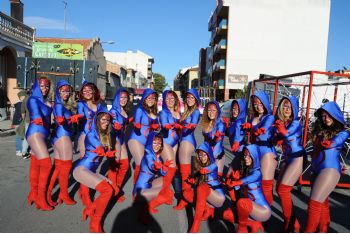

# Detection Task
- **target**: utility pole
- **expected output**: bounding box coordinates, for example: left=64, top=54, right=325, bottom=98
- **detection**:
left=63, top=1, right=67, bottom=38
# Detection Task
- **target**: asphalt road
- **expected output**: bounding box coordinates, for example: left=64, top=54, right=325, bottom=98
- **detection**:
left=1, top=128, right=350, bottom=233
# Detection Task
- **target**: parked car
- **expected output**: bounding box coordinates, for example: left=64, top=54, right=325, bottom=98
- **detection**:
left=220, top=99, right=233, bottom=119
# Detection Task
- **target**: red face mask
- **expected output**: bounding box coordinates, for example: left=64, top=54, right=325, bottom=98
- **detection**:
left=39, top=78, right=50, bottom=87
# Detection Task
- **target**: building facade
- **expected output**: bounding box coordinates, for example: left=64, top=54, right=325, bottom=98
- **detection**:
left=208, top=0, right=331, bottom=101
left=173, top=66, right=199, bottom=100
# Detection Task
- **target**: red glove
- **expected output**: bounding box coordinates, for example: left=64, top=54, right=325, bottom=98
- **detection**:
left=226, top=179, right=243, bottom=188
left=199, top=168, right=210, bottom=175
left=163, top=159, right=173, bottom=167
left=186, top=123, right=196, bottom=130
left=274, top=120, right=288, bottom=136
left=214, top=130, right=222, bottom=141
left=114, top=122, right=122, bottom=130
left=68, top=114, right=82, bottom=124
left=134, top=123, right=142, bottom=129
left=174, top=123, right=183, bottom=130
left=186, top=178, right=195, bottom=185
left=55, top=116, right=65, bottom=125
left=321, top=140, right=332, bottom=148
left=222, top=117, right=230, bottom=129
left=163, top=124, right=172, bottom=130
left=31, top=118, right=43, bottom=125
left=231, top=141, right=240, bottom=152
left=128, top=117, right=134, bottom=124
left=91, top=146, right=105, bottom=157
left=277, top=139, right=284, bottom=146
left=150, top=123, right=160, bottom=130
left=232, top=170, right=241, bottom=180
left=241, top=122, right=251, bottom=130
left=254, top=127, right=266, bottom=136
left=153, top=161, right=162, bottom=171
left=105, top=150, right=117, bottom=158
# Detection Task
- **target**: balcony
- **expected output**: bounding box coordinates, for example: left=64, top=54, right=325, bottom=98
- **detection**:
left=0, top=12, right=34, bottom=46
left=213, top=59, right=226, bottom=72
left=214, top=39, right=227, bottom=54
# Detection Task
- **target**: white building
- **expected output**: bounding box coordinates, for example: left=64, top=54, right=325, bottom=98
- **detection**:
left=104, top=50, right=154, bottom=89
left=208, top=0, right=331, bottom=101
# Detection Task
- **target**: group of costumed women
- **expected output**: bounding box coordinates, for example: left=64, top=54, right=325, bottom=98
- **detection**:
left=25, top=76, right=349, bottom=233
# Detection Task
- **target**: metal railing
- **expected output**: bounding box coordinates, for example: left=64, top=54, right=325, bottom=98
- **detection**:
left=0, top=11, right=34, bottom=43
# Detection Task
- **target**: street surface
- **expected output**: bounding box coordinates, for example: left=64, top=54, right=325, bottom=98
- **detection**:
left=0, top=127, right=350, bottom=232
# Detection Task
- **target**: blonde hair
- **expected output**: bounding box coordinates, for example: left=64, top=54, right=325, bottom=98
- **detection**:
left=58, top=85, right=76, bottom=113
left=193, top=150, right=211, bottom=185
left=96, top=113, right=112, bottom=149
left=200, top=102, right=217, bottom=133
left=180, top=97, right=198, bottom=123
left=277, top=98, right=293, bottom=124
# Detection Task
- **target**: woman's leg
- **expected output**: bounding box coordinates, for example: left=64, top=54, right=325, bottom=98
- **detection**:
left=260, top=152, right=277, bottom=205
left=46, top=147, right=60, bottom=207
left=78, top=133, right=86, bottom=158
left=161, top=143, right=177, bottom=200
left=128, top=139, right=145, bottom=184
left=305, top=168, right=340, bottom=233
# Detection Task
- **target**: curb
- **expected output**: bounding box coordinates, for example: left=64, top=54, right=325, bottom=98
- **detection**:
left=0, top=129, right=16, bottom=137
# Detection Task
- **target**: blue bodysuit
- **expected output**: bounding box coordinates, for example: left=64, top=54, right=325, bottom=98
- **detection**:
left=133, top=132, right=168, bottom=196
left=237, top=144, right=270, bottom=209
left=202, top=101, right=226, bottom=159
left=129, top=89, right=159, bottom=145
left=312, top=102, right=350, bottom=175
left=110, top=88, right=129, bottom=145
left=274, top=96, right=306, bottom=164
left=180, top=88, right=201, bottom=148
left=228, top=99, right=247, bottom=152
left=26, top=79, right=52, bottom=139
left=51, top=80, right=73, bottom=145
left=196, top=142, right=225, bottom=200
left=74, top=106, right=114, bottom=172
left=249, top=91, right=276, bottom=158
left=160, top=90, right=181, bottom=147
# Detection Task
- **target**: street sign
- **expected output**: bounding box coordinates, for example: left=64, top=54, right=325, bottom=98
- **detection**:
left=32, top=42, right=84, bottom=60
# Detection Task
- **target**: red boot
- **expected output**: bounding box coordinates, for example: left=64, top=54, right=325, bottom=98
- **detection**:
left=319, top=198, right=330, bottom=233
left=115, top=158, right=129, bottom=202
left=163, top=167, right=176, bottom=188
left=36, top=157, right=54, bottom=211
left=57, top=160, right=76, bottom=205
left=189, top=183, right=212, bottom=233
left=83, top=180, right=113, bottom=233
left=79, top=184, right=92, bottom=207
left=201, top=204, right=214, bottom=221
left=237, top=198, right=253, bottom=233
left=223, top=208, right=235, bottom=223
left=305, top=199, right=323, bottom=233
left=228, top=188, right=236, bottom=202
left=148, top=187, right=174, bottom=213
left=27, top=155, right=39, bottom=206
left=107, top=160, right=119, bottom=196
left=174, top=164, right=192, bottom=210
left=46, top=159, right=61, bottom=207
left=133, top=165, right=140, bottom=185
left=262, top=179, right=274, bottom=206
left=248, top=220, right=264, bottom=233
left=277, top=183, right=299, bottom=232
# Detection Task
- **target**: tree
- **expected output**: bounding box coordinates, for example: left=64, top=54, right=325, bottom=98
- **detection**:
left=153, top=73, right=168, bottom=94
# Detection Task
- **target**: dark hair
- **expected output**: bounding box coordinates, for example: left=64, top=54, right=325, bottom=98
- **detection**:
left=193, top=149, right=211, bottom=185
left=311, top=109, right=345, bottom=142
left=153, top=133, right=164, bottom=154
left=142, top=93, right=158, bottom=114
left=96, top=112, right=112, bottom=149
left=79, top=82, right=100, bottom=104
left=200, top=102, right=218, bottom=133
left=240, top=148, right=254, bottom=178
left=251, top=95, right=267, bottom=117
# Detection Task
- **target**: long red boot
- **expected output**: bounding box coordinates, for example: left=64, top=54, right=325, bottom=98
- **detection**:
left=27, top=155, right=39, bottom=206
left=83, top=180, right=113, bottom=233
left=189, top=183, right=212, bottom=233
left=319, top=198, right=330, bottom=233
left=46, top=159, right=61, bottom=207
left=57, top=160, right=76, bottom=205
left=248, top=220, right=265, bottom=233
left=228, top=188, right=236, bottom=202
left=237, top=198, right=253, bottom=233
left=277, top=183, right=300, bottom=232
left=79, top=184, right=93, bottom=207
left=148, top=187, right=174, bottom=213
left=262, top=179, right=274, bottom=205
left=202, top=204, right=214, bottom=221
left=162, top=167, right=176, bottom=204
left=174, top=164, right=192, bottom=210
left=223, top=208, right=235, bottom=223
left=305, top=199, right=323, bottom=233
left=36, top=157, right=54, bottom=211
left=107, top=160, right=119, bottom=196
left=133, top=165, right=140, bottom=185
left=115, top=158, right=129, bottom=202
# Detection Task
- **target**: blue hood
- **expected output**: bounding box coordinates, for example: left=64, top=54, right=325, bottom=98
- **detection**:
left=55, top=80, right=71, bottom=104
left=243, top=144, right=260, bottom=171
left=317, top=101, right=346, bottom=126
left=186, top=88, right=200, bottom=105
left=90, top=105, right=111, bottom=136
left=139, top=88, right=157, bottom=108
left=207, top=100, right=221, bottom=120
left=196, top=142, right=215, bottom=164
left=162, top=90, right=172, bottom=113
left=111, top=88, right=129, bottom=113
left=145, top=131, right=161, bottom=157
left=232, top=99, right=247, bottom=120
left=278, top=96, right=299, bottom=120
left=251, top=91, right=272, bottom=114
left=31, top=79, right=45, bottom=102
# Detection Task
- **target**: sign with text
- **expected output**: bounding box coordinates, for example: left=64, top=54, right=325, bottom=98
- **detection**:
left=226, top=74, right=248, bottom=89
left=32, top=42, right=83, bottom=60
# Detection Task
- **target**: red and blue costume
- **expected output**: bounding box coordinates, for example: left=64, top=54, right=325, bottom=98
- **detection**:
left=227, top=99, right=247, bottom=153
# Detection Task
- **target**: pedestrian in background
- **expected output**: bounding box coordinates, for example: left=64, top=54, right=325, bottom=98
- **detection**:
left=21, top=89, right=31, bottom=159
left=12, top=90, right=27, bottom=156
left=0, top=82, right=10, bottom=121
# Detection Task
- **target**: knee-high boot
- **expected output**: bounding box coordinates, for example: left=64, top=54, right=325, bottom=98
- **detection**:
left=237, top=198, right=253, bottom=233
left=46, top=158, right=61, bottom=207
left=115, top=158, right=129, bottom=202
left=36, top=157, right=54, bottom=211
left=262, top=179, right=274, bottom=205
left=319, top=198, right=330, bottom=233
left=27, top=155, right=39, bottom=206
left=57, top=160, right=76, bottom=205
left=82, top=180, right=113, bottom=233
left=189, top=183, right=211, bottom=233
left=277, top=183, right=300, bottom=232
left=305, top=199, right=323, bottom=233
left=148, top=187, right=174, bottom=213
left=79, top=184, right=93, bottom=207
left=162, top=167, right=176, bottom=204
left=174, top=164, right=193, bottom=210
left=133, top=165, right=140, bottom=185
left=222, top=207, right=235, bottom=223
left=107, top=159, right=119, bottom=196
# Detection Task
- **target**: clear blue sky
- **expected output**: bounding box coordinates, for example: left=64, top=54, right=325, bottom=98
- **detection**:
left=1, top=0, right=349, bottom=84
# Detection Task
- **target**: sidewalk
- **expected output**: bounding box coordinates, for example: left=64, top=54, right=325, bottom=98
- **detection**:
left=0, top=119, right=15, bottom=137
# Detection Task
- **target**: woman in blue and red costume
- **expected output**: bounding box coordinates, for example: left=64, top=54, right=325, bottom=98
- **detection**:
left=305, top=101, right=349, bottom=233
left=76, top=82, right=103, bottom=207
left=26, top=76, right=53, bottom=211
left=173, top=88, right=201, bottom=210
left=108, top=88, right=131, bottom=203
left=133, top=132, right=173, bottom=220
left=159, top=90, right=181, bottom=198
left=189, top=142, right=230, bottom=233
left=46, top=80, right=77, bottom=207
left=273, top=96, right=305, bottom=232
left=128, top=88, right=160, bottom=185
left=226, top=144, right=271, bottom=233
left=73, top=106, right=116, bottom=233
left=201, top=101, right=226, bottom=179
left=242, top=91, right=277, bottom=205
